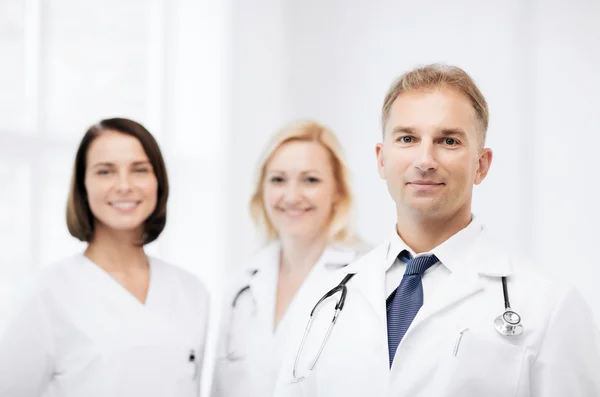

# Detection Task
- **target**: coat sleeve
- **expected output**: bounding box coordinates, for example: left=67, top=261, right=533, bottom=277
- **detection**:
left=531, top=287, right=600, bottom=396
left=0, top=290, right=55, bottom=397
left=195, top=285, right=210, bottom=397
left=210, top=289, right=236, bottom=397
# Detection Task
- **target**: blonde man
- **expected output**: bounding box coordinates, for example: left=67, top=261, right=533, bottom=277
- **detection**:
left=273, top=64, right=600, bottom=397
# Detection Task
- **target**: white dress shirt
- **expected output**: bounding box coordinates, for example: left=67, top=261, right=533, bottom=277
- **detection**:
left=385, top=217, right=483, bottom=299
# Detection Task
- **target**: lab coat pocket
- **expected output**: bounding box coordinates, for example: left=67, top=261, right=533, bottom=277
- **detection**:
left=440, top=330, right=524, bottom=397
left=213, top=356, right=252, bottom=397
left=105, top=344, right=198, bottom=397
left=180, top=346, right=199, bottom=380
left=173, top=345, right=200, bottom=397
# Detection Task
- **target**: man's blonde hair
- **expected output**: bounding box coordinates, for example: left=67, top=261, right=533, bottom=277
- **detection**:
left=249, top=120, right=356, bottom=244
left=381, top=63, right=489, bottom=147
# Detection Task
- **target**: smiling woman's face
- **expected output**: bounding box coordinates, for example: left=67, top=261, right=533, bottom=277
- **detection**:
left=84, top=130, right=158, bottom=235
left=262, top=140, right=339, bottom=241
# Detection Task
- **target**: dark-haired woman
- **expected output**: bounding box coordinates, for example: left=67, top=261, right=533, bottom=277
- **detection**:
left=0, top=118, right=209, bottom=397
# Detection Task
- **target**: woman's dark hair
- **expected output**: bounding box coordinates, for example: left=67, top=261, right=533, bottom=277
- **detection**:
left=66, top=118, right=169, bottom=245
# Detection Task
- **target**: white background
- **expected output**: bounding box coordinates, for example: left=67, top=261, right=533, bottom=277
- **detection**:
left=228, top=0, right=600, bottom=321
left=1, top=0, right=599, bottom=395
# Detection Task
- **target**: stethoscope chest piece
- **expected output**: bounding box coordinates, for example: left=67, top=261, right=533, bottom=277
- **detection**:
left=494, top=309, right=523, bottom=336
left=495, top=276, right=524, bottom=337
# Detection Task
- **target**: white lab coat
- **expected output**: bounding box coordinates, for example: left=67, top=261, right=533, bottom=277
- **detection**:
left=273, top=225, right=600, bottom=397
left=0, top=254, right=210, bottom=397
left=211, top=241, right=369, bottom=397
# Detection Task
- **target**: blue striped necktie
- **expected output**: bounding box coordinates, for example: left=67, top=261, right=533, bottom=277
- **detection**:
left=387, top=253, right=438, bottom=367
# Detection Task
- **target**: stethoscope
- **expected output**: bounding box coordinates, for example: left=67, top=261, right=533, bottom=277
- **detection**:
left=494, top=276, right=524, bottom=336
left=291, top=272, right=523, bottom=382
left=222, top=270, right=258, bottom=361
left=292, top=273, right=356, bottom=382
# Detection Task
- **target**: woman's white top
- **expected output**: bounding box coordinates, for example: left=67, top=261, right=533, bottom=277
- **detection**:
left=0, top=254, right=210, bottom=397
left=211, top=242, right=368, bottom=397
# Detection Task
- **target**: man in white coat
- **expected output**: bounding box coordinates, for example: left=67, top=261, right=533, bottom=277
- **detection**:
left=273, top=64, right=600, bottom=397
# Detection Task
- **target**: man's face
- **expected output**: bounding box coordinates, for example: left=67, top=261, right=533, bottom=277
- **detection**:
left=376, top=87, right=492, bottom=220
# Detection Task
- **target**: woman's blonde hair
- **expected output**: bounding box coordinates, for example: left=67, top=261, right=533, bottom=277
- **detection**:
left=249, top=120, right=356, bottom=245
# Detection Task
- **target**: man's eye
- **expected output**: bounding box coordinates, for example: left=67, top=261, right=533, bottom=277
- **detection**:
left=400, top=136, right=413, bottom=143
left=444, top=138, right=457, bottom=145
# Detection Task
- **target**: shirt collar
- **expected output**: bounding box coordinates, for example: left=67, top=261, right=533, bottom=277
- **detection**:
left=323, top=242, right=372, bottom=269
left=385, top=215, right=483, bottom=273
left=246, top=241, right=363, bottom=274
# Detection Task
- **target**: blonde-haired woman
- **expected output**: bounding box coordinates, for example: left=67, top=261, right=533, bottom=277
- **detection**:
left=211, top=120, right=368, bottom=397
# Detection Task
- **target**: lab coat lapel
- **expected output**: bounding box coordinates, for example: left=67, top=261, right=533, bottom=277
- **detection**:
left=342, top=242, right=390, bottom=326
left=247, top=243, right=280, bottom=333
left=406, top=228, right=513, bottom=337
left=409, top=267, right=484, bottom=333
left=296, top=246, right=360, bottom=319
left=320, top=246, right=362, bottom=271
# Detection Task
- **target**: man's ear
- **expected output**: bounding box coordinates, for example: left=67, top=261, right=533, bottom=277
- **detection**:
left=474, top=148, right=493, bottom=185
left=376, top=143, right=386, bottom=179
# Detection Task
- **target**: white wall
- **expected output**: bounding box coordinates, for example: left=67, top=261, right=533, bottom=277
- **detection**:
left=228, top=0, right=600, bottom=322
left=225, top=0, right=289, bottom=263
left=531, top=0, right=600, bottom=319
left=229, top=0, right=534, bottom=258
